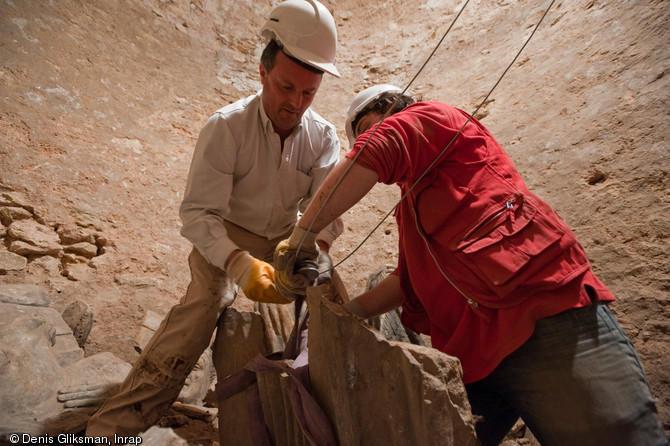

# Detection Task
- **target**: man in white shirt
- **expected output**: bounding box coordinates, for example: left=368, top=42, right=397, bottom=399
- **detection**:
left=86, top=0, right=343, bottom=437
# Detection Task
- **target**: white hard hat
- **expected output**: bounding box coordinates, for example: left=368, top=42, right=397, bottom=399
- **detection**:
left=260, top=0, right=340, bottom=77
left=345, top=84, right=403, bottom=147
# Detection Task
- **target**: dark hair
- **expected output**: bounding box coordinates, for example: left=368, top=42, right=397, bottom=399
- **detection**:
left=351, top=92, right=416, bottom=137
left=260, top=39, right=324, bottom=75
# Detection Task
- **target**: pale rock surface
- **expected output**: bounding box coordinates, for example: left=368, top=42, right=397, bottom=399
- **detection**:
left=0, top=285, right=131, bottom=436
left=56, top=223, right=97, bottom=245
left=0, top=283, right=50, bottom=306
left=7, top=219, right=62, bottom=256
left=137, top=426, right=189, bottom=446
left=308, top=287, right=480, bottom=446
left=25, top=255, right=63, bottom=277
left=0, top=250, right=28, bottom=272
left=64, top=241, right=98, bottom=259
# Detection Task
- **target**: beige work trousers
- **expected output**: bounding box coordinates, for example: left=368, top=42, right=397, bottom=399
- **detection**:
left=86, top=221, right=291, bottom=438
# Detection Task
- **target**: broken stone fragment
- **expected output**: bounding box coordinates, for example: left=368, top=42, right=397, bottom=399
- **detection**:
left=62, top=252, right=89, bottom=264
left=9, top=240, right=63, bottom=257
left=114, top=274, right=162, bottom=288
left=0, top=250, right=28, bottom=272
left=307, top=286, right=480, bottom=446
left=56, top=224, right=97, bottom=245
left=64, top=242, right=98, bottom=259
left=0, top=190, right=35, bottom=213
left=63, top=263, right=92, bottom=282
left=0, top=285, right=131, bottom=436
left=61, top=300, right=94, bottom=348
left=0, top=206, right=33, bottom=226
left=0, top=283, right=50, bottom=306
left=137, top=426, right=189, bottom=446
left=26, top=256, right=63, bottom=276
left=7, top=219, right=62, bottom=256
left=134, top=309, right=165, bottom=353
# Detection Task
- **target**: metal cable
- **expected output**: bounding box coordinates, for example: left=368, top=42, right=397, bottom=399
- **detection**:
left=330, top=0, right=557, bottom=272
left=303, top=0, right=557, bottom=275
left=295, top=0, right=472, bottom=257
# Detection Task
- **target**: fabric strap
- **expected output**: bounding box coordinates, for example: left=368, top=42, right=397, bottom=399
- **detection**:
left=215, top=298, right=337, bottom=446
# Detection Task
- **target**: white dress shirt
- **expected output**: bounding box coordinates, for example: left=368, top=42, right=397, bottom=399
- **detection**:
left=180, top=91, right=343, bottom=271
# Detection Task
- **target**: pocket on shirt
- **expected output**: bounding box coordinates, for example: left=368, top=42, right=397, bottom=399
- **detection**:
left=451, top=193, right=574, bottom=302
left=284, top=169, right=313, bottom=207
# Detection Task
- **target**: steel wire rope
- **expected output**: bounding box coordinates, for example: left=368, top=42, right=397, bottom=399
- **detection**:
left=408, top=0, right=558, bottom=303
left=302, top=0, right=557, bottom=277
left=294, top=0, right=472, bottom=258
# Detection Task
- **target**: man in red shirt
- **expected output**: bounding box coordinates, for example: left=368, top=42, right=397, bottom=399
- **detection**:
left=274, top=85, right=667, bottom=446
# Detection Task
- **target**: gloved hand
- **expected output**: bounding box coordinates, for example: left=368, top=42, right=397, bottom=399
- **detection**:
left=274, top=225, right=320, bottom=298
left=227, top=251, right=292, bottom=304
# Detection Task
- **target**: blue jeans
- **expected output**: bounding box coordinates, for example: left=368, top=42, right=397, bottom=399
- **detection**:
left=466, top=300, right=667, bottom=446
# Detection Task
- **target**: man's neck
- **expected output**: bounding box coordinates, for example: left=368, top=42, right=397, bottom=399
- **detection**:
left=274, top=125, right=292, bottom=150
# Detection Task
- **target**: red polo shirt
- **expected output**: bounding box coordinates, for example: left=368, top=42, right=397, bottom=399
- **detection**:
left=346, top=101, right=615, bottom=383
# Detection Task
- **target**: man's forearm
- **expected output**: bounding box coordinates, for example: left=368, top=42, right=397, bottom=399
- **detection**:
left=179, top=211, right=238, bottom=271
left=343, top=273, right=404, bottom=319
left=299, top=158, right=379, bottom=233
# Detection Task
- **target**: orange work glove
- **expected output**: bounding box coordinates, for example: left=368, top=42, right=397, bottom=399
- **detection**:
left=226, top=251, right=292, bottom=304
left=273, top=226, right=320, bottom=298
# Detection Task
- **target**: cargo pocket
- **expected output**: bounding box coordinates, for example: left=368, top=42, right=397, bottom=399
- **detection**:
left=452, top=194, right=564, bottom=301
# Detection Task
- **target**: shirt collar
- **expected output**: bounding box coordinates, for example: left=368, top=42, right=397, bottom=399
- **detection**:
left=257, top=90, right=273, bottom=135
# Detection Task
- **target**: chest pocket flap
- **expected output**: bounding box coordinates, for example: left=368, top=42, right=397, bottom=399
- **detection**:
left=456, top=195, right=563, bottom=288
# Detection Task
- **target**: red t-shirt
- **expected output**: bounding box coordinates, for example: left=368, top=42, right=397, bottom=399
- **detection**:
left=346, top=101, right=615, bottom=383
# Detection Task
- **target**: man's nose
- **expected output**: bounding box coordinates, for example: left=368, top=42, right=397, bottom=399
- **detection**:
left=287, top=91, right=302, bottom=110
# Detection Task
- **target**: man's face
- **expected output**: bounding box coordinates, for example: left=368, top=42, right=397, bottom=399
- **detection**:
left=260, top=50, right=323, bottom=136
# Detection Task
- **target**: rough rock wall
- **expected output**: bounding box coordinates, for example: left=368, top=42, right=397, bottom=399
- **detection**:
left=1, top=0, right=668, bottom=436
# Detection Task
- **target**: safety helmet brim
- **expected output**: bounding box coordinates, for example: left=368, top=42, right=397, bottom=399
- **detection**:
left=260, top=0, right=340, bottom=77
left=345, top=84, right=403, bottom=148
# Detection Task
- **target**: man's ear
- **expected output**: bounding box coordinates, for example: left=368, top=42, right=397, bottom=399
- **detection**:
left=259, top=63, right=267, bottom=84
